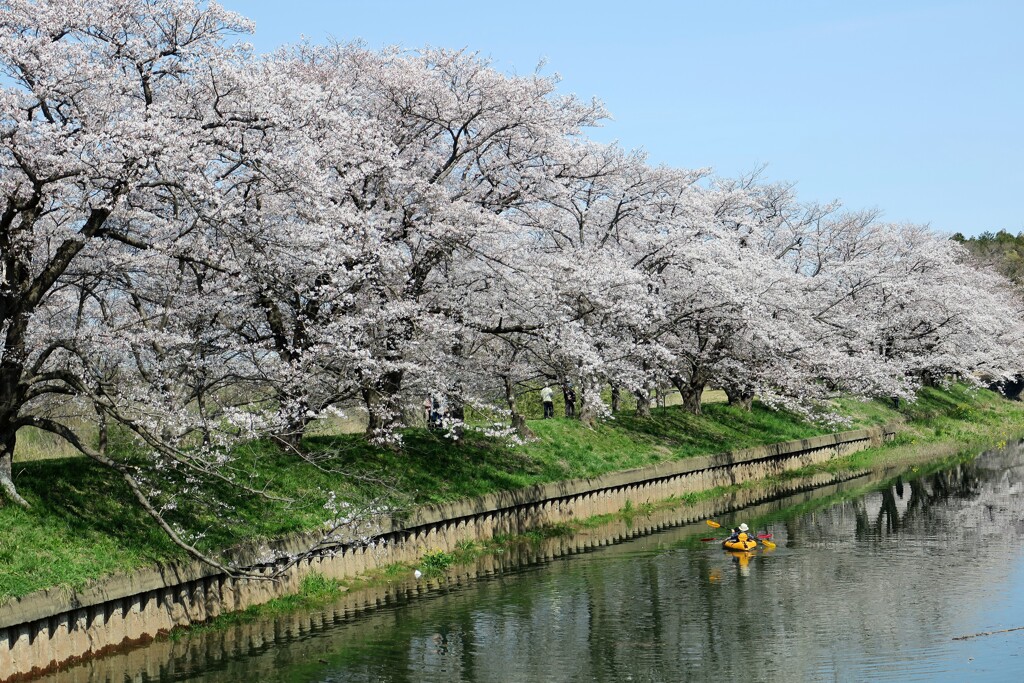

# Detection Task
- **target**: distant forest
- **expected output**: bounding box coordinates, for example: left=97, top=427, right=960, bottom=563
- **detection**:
left=953, top=230, right=1024, bottom=285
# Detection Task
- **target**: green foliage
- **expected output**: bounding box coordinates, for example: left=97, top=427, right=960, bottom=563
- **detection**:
left=13, top=422, right=93, bottom=462
left=955, top=229, right=1024, bottom=285
left=298, top=572, right=344, bottom=600
left=0, top=458, right=183, bottom=601
left=419, top=550, right=456, bottom=576
left=452, top=539, right=480, bottom=562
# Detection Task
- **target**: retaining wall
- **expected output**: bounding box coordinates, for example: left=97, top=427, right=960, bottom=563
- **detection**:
left=0, top=426, right=893, bottom=681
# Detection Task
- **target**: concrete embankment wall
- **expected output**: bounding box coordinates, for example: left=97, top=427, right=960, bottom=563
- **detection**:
left=29, top=468, right=892, bottom=683
left=0, top=426, right=893, bottom=681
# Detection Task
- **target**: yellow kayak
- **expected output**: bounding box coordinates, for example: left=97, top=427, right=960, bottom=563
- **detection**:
left=722, top=538, right=757, bottom=551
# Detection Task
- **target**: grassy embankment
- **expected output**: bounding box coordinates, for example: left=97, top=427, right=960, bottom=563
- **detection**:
left=2, top=383, right=1023, bottom=603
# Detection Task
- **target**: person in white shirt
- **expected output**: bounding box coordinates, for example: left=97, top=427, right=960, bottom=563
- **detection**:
left=541, top=386, right=554, bottom=418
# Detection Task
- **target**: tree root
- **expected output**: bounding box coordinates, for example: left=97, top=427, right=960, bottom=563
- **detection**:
left=0, top=473, right=31, bottom=508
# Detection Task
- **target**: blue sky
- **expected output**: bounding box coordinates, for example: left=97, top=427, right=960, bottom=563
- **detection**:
left=220, top=1, right=1023, bottom=237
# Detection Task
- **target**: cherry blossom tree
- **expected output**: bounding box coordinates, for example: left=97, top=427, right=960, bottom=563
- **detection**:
left=188, top=49, right=402, bottom=450
left=302, top=44, right=606, bottom=440
left=0, top=0, right=257, bottom=514
left=0, top=0, right=390, bottom=574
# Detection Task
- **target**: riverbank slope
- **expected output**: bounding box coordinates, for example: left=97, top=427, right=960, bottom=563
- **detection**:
left=2, top=383, right=1022, bottom=602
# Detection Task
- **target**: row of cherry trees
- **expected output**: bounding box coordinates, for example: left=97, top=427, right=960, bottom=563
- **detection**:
left=2, top=1, right=1020, bottom=564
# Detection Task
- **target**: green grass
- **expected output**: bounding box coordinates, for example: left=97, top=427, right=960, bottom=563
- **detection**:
left=0, top=458, right=182, bottom=600
left=418, top=550, right=457, bottom=576
left=0, top=442, right=372, bottom=601
left=3, top=383, right=1024, bottom=602
left=300, top=400, right=829, bottom=507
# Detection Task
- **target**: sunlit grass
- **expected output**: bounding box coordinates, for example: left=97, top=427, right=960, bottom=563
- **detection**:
left=13, top=423, right=93, bottom=462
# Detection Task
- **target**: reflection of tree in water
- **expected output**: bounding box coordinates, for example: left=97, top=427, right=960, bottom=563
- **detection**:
left=856, top=464, right=982, bottom=537
left=848, top=442, right=1024, bottom=542
left=853, top=465, right=980, bottom=539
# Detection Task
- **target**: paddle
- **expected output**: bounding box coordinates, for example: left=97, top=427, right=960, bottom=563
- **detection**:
left=701, top=520, right=723, bottom=541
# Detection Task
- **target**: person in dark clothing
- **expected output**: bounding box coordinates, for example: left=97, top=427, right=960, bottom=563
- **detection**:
left=564, top=385, right=576, bottom=418
left=432, top=396, right=446, bottom=429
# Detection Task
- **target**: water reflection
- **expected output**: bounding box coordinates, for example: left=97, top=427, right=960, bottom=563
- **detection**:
left=855, top=461, right=983, bottom=537
left=40, top=443, right=1024, bottom=682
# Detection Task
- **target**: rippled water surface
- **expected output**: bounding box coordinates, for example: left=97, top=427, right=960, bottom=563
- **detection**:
left=53, top=444, right=1024, bottom=682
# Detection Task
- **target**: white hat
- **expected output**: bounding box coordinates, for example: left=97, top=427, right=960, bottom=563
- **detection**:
left=738, top=523, right=749, bottom=532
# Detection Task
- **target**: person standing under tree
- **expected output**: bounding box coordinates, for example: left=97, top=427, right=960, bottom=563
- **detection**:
left=430, top=395, right=446, bottom=430
left=541, top=386, right=554, bottom=418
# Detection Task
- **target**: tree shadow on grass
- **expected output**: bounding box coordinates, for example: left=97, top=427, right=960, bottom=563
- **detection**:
left=303, top=430, right=538, bottom=506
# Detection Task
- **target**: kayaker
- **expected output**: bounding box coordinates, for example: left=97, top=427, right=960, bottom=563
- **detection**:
left=727, top=523, right=751, bottom=543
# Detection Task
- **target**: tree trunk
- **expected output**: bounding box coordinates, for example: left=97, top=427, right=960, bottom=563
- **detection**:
left=274, top=418, right=309, bottom=452
left=680, top=388, right=702, bottom=415
left=1, top=315, right=30, bottom=507
left=0, top=425, right=29, bottom=508
left=671, top=375, right=703, bottom=416
left=448, top=337, right=466, bottom=437
left=449, top=383, right=465, bottom=422
left=724, top=385, right=754, bottom=412
left=447, top=382, right=465, bottom=438
left=634, top=389, right=651, bottom=419
left=0, top=343, right=30, bottom=507
left=502, top=374, right=533, bottom=439
left=610, top=384, right=621, bottom=414
left=577, top=377, right=602, bottom=428
left=273, top=392, right=311, bottom=452
left=363, top=369, right=405, bottom=440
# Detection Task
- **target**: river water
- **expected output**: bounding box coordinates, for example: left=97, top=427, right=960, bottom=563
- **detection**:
left=47, top=443, right=1024, bottom=682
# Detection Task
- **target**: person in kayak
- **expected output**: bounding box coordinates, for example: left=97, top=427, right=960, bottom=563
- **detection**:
left=727, top=523, right=751, bottom=543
